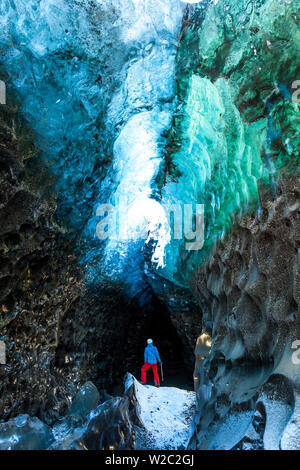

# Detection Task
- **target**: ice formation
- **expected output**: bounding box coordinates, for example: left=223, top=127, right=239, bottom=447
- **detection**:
left=0, top=0, right=299, bottom=452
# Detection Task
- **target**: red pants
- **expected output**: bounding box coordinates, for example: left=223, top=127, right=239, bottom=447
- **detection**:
left=141, top=362, right=160, bottom=386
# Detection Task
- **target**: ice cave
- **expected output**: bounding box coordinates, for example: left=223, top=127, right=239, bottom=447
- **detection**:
left=0, top=0, right=299, bottom=453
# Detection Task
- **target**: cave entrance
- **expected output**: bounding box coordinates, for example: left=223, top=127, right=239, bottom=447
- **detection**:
left=112, top=289, right=194, bottom=394
left=139, top=300, right=194, bottom=391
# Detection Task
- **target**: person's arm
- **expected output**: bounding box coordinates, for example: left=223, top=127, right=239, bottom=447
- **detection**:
left=144, top=348, right=147, bottom=363
left=155, top=347, right=161, bottom=363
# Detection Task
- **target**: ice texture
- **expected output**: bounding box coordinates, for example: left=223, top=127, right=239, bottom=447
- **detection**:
left=0, top=0, right=185, bottom=295
left=65, top=381, right=100, bottom=420
left=101, top=0, right=184, bottom=275
left=156, top=0, right=300, bottom=287
left=0, top=414, right=54, bottom=450
left=1, top=0, right=299, bottom=290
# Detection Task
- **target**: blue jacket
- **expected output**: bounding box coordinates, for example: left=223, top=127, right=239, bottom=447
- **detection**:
left=144, top=344, right=161, bottom=364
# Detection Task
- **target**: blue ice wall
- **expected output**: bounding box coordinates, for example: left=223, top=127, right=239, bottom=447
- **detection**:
left=0, top=0, right=185, bottom=300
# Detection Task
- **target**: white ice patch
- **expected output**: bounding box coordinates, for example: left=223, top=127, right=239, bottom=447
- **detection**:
left=132, top=376, right=195, bottom=450
left=117, top=0, right=184, bottom=43
left=127, top=198, right=171, bottom=268
left=259, top=393, right=294, bottom=450
left=101, top=1, right=184, bottom=276
left=106, top=110, right=173, bottom=269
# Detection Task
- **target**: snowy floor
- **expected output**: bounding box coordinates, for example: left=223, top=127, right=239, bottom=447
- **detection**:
left=132, top=377, right=196, bottom=450
left=281, top=391, right=300, bottom=450
left=206, top=411, right=254, bottom=450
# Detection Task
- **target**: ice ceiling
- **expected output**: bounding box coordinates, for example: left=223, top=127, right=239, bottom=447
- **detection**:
left=0, top=0, right=298, bottom=299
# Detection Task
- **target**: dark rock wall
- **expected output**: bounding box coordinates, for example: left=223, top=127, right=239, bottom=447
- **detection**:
left=0, top=101, right=85, bottom=424
left=145, top=270, right=203, bottom=373
left=0, top=102, right=168, bottom=425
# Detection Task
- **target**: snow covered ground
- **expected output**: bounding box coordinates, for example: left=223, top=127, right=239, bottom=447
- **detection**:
left=131, top=377, right=196, bottom=450
left=281, top=391, right=300, bottom=450
left=204, top=411, right=254, bottom=450
left=261, top=394, right=294, bottom=450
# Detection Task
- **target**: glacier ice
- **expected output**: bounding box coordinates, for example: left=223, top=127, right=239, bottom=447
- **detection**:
left=65, top=381, right=100, bottom=420
left=0, top=0, right=185, bottom=295
left=101, top=0, right=184, bottom=276
left=0, top=414, right=54, bottom=450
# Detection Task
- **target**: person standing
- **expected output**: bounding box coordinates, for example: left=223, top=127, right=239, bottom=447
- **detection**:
left=141, top=339, right=161, bottom=387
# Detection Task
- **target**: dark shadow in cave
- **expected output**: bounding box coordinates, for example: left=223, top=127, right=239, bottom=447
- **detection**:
left=53, top=277, right=194, bottom=401
left=112, top=285, right=194, bottom=395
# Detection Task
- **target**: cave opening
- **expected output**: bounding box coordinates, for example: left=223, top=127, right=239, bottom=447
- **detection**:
left=111, top=287, right=194, bottom=395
